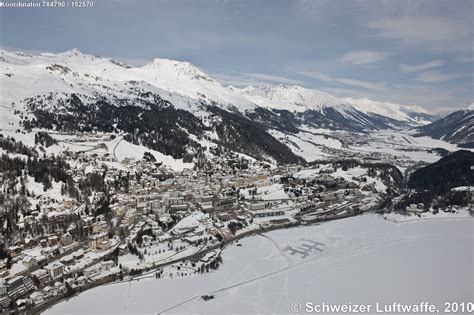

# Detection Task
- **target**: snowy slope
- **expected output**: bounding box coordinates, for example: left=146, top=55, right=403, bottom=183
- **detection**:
left=416, top=108, right=474, bottom=144
left=235, top=84, right=430, bottom=125
left=1, top=48, right=434, bottom=131
left=127, top=59, right=256, bottom=111
left=236, top=85, right=397, bottom=131
left=0, top=48, right=447, bottom=164
left=0, top=49, right=255, bottom=114
left=237, top=84, right=343, bottom=112
left=2, top=48, right=431, bottom=126
left=342, top=97, right=432, bottom=124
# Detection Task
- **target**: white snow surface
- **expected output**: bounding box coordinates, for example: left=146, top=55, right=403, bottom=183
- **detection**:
left=169, top=211, right=209, bottom=234
left=0, top=48, right=255, bottom=116
left=1, top=49, right=430, bottom=129
left=46, top=214, right=474, bottom=314
left=234, top=84, right=429, bottom=124
left=237, top=84, right=344, bottom=112
left=343, top=97, right=430, bottom=124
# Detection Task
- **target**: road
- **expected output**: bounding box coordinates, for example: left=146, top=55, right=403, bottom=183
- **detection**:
left=112, top=137, right=123, bottom=162
left=40, top=214, right=361, bottom=314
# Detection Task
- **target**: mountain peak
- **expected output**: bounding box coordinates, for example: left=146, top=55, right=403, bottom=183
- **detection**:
left=56, top=48, right=87, bottom=58
left=143, top=57, right=214, bottom=82
left=276, top=84, right=301, bottom=90
left=37, top=49, right=105, bottom=62
left=66, top=48, right=81, bottom=55
left=148, top=57, right=193, bottom=68
left=239, top=84, right=342, bottom=111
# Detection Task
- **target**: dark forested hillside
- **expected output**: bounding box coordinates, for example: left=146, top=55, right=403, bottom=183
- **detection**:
left=245, top=107, right=300, bottom=133
left=390, top=150, right=474, bottom=212
left=209, top=106, right=303, bottom=164
left=408, top=150, right=474, bottom=195
left=299, top=107, right=391, bottom=131
left=21, top=94, right=303, bottom=164
left=416, top=109, right=473, bottom=144
left=22, top=94, right=205, bottom=159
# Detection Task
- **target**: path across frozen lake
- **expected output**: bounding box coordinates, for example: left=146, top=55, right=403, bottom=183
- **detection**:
left=46, top=214, right=474, bottom=314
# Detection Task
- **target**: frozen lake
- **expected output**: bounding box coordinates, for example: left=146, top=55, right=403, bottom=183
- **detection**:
left=46, top=214, right=474, bottom=314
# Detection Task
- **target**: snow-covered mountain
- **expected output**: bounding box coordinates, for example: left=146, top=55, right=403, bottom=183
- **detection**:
left=0, top=49, right=303, bottom=163
left=342, top=97, right=432, bottom=125
left=0, top=49, right=255, bottom=114
left=235, top=84, right=431, bottom=127
left=237, top=84, right=343, bottom=112
left=1, top=49, right=431, bottom=124
left=0, top=48, right=442, bottom=164
left=234, top=84, right=434, bottom=133
left=416, top=108, right=474, bottom=145
left=133, top=58, right=255, bottom=110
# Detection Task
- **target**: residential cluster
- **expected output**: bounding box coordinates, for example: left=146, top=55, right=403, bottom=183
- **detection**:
left=0, top=135, right=399, bottom=313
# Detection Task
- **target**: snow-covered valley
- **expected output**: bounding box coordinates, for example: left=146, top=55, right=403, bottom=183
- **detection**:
left=1, top=49, right=473, bottom=315
left=1, top=2, right=474, bottom=314
left=46, top=214, right=474, bottom=314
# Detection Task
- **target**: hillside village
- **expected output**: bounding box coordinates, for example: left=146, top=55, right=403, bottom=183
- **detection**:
left=0, top=128, right=425, bottom=313
left=1, top=4, right=473, bottom=313
left=0, top=51, right=472, bottom=312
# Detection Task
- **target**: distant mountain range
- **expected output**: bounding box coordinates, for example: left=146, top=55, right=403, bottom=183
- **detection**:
left=235, top=85, right=432, bottom=125
left=0, top=48, right=468, bottom=163
left=415, top=105, right=474, bottom=146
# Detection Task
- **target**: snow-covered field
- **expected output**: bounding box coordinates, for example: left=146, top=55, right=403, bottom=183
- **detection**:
left=0, top=129, right=194, bottom=171
left=347, top=130, right=471, bottom=164
left=46, top=214, right=474, bottom=314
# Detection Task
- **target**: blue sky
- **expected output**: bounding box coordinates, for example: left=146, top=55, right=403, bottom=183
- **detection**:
left=0, top=0, right=472, bottom=111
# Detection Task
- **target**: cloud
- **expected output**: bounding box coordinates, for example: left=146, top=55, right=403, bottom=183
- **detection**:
left=456, top=56, right=474, bottom=64
left=299, top=70, right=386, bottom=91
left=400, top=60, right=444, bottom=73
left=415, top=70, right=464, bottom=82
left=368, top=16, right=473, bottom=52
left=389, top=84, right=472, bottom=111
left=210, top=70, right=307, bottom=87
left=321, top=87, right=381, bottom=101
left=326, top=83, right=471, bottom=112
left=295, top=0, right=348, bottom=19
left=340, top=50, right=389, bottom=64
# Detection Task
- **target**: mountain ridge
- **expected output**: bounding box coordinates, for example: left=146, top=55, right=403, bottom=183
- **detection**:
left=415, top=108, right=474, bottom=145
left=0, top=48, right=455, bottom=164
left=1, top=48, right=431, bottom=123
